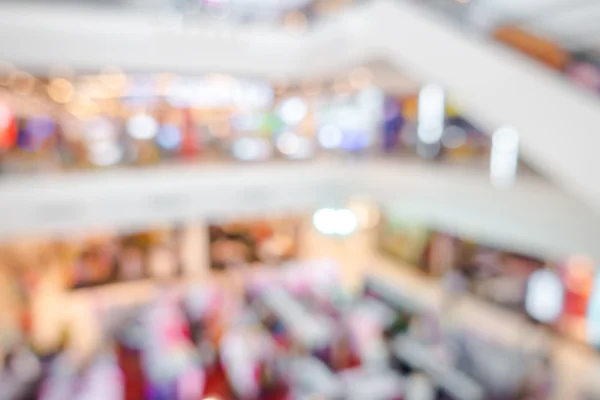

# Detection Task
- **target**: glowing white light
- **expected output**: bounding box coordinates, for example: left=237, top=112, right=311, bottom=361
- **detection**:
left=156, top=124, right=182, bottom=150
left=587, top=273, right=600, bottom=346
left=166, top=77, right=271, bottom=110
left=313, top=208, right=338, bottom=235
left=127, top=114, right=159, bottom=140
left=441, top=126, right=467, bottom=149
left=525, top=270, right=564, bottom=323
left=277, top=132, right=301, bottom=155
left=231, top=114, right=263, bottom=132
left=278, top=97, right=308, bottom=125
left=336, top=209, right=359, bottom=236
left=235, top=81, right=274, bottom=110
left=232, top=137, right=272, bottom=161
left=490, top=126, right=519, bottom=188
left=417, top=84, right=445, bottom=145
left=276, top=132, right=314, bottom=159
left=312, top=208, right=358, bottom=236
left=89, top=141, right=123, bottom=166
left=492, top=126, right=519, bottom=151
left=318, top=125, right=343, bottom=149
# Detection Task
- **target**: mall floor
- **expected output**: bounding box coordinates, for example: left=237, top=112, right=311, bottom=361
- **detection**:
left=27, top=218, right=598, bottom=399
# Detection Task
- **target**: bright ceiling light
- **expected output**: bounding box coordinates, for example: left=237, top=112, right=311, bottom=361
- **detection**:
left=232, top=137, right=272, bottom=161
left=89, top=141, right=123, bottom=167
left=587, top=273, right=600, bottom=346
left=313, top=208, right=338, bottom=236
left=490, top=126, right=519, bottom=188
left=277, top=131, right=301, bottom=155
left=336, top=209, right=359, bottom=236
left=417, top=84, right=445, bottom=145
left=318, top=125, right=343, bottom=149
left=279, top=133, right=315, bottom=159
left=525, top=269, right=564, bottom=323
left=278, top=97, right=308, bottom=125
left=492, top=126, right=519, bottom=152
left=127, top=114, right=159, bottom=140
left=313, top=208, right=358, bottom=236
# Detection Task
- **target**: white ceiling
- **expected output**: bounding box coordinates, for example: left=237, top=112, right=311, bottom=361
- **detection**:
left=11, top=0, right=600, bottom=54
left=466, top=0, right=600, bottom=54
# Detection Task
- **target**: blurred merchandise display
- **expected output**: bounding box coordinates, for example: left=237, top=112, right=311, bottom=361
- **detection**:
left=0, top=70, right=504, bottom=175
left=208, top=217, right=301, bottom=270
left=0, top=225, right=186, bottom=291
left=0, top=261, right=559, bottom=399
left=378, top=217, right=431, bottom=267
left=377, top=213, right=600, bottom=349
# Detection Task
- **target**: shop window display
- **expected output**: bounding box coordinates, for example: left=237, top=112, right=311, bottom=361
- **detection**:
left=0, top=225, right=186, bottom=292
left=69, top=227, right=185, bottom=288
left=377, top=215, right=431, bottom=267
left=376, top=213, right=600, bottom=349
left=0, top=71, right=513, bottom=175
left=208, top=217, right=301, bottom=271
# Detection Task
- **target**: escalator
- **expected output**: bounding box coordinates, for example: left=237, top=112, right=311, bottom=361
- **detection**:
left=369, top=0, right=600, bottom=215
